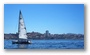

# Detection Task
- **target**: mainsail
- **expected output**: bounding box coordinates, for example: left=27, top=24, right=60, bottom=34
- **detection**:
left=18, top=10, right=27, bottom=39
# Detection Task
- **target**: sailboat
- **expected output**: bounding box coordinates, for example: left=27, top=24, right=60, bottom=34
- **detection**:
left=12, top=10, right=31, bottom=44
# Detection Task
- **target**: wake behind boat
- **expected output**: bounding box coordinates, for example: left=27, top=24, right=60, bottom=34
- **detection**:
left=12, top=10, right=31, bottom=44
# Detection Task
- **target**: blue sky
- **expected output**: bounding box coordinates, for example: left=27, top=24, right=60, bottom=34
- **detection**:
left=4, top=4, right=84, bottom=34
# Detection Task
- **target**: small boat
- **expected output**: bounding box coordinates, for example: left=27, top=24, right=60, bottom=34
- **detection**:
left=12, top=10, right=31, bottom=44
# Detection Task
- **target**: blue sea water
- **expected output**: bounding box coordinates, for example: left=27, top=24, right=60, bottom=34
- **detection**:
left=4, top=39, right=84, bottom=49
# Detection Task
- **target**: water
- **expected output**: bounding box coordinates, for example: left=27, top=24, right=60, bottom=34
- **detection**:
left=4, top=39, right=84, bottom=49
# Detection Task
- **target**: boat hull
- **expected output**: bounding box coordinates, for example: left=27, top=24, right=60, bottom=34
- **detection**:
left=12, top=39, right=31, bottom=44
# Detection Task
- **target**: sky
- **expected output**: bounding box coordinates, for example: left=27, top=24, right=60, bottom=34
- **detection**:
left=4, top=4, right=84, bottom=34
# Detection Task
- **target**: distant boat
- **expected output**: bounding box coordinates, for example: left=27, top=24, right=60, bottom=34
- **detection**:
left=12, top=10, right=31, bottom=44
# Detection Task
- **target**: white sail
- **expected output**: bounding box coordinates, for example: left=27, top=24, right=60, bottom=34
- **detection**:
left=18, top=10, right=27, bottom=39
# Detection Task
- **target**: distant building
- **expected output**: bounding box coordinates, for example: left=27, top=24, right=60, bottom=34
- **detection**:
left=44, top=30, right=50, bottom=38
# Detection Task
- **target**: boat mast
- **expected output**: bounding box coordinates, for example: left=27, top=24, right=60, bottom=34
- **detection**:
left=18, top=10, right=27, bottom=39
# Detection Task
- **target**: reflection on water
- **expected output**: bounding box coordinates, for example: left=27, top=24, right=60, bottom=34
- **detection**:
left=18, top=44, right=28, bottom=49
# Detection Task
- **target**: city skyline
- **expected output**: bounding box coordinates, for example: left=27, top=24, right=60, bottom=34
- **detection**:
left=4, top=4, right=84, bottom=34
